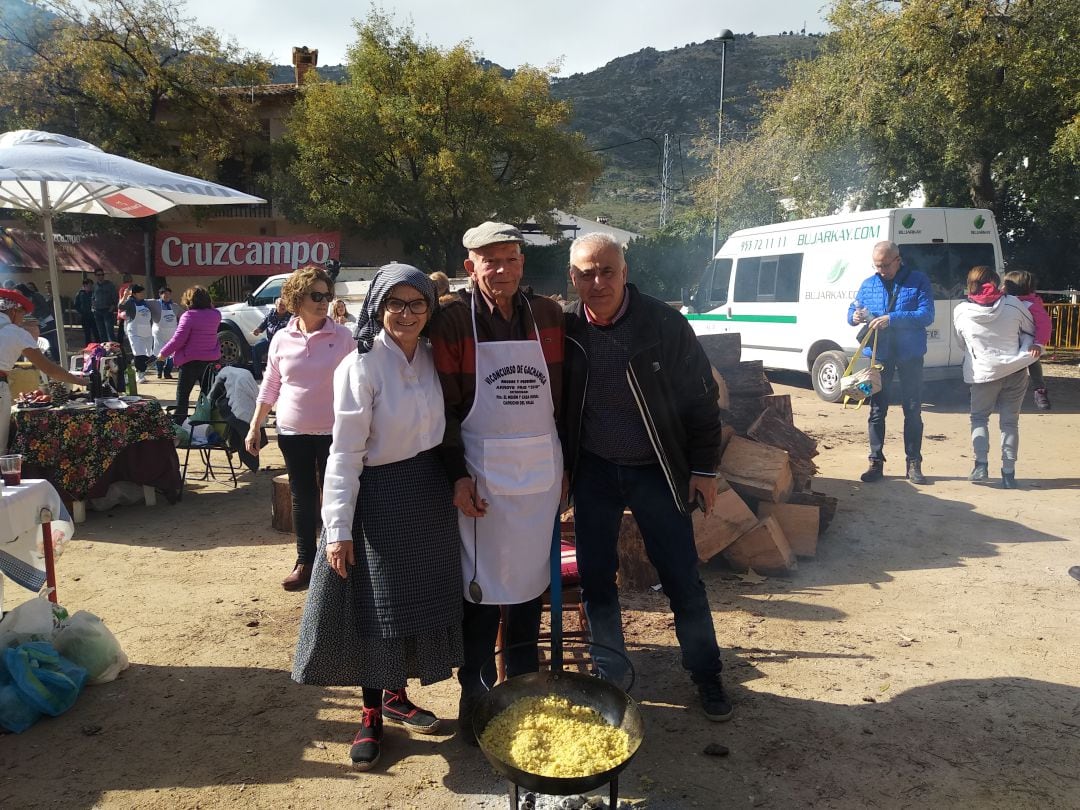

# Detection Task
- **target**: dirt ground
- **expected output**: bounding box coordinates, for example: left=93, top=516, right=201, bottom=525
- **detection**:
left=2, top=360, right=1079, bottom=810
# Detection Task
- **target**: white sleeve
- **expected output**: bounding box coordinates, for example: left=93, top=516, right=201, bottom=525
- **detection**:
left=320, top=354, right=374, bottom=544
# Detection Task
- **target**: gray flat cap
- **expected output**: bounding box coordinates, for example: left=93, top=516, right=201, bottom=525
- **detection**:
left=462, top=221, right=525, bottom=250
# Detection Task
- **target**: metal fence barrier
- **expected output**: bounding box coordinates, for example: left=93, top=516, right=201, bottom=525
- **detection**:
left=1046, top=303, right=1080, bottom=350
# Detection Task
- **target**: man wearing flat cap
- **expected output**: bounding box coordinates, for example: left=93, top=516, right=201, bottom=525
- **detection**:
left=429, top=221, right=565, bottom=745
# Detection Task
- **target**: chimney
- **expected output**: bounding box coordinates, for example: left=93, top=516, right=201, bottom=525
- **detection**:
left=292, top=46, right=318, bottom=85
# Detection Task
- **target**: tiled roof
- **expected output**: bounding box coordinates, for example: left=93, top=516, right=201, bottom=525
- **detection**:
left=216, top=84, right=300, bottom=98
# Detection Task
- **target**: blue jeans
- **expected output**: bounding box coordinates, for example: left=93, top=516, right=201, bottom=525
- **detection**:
left=868, top=356, right=924, bottom=463
left=572, top=451, right=722, bottom=686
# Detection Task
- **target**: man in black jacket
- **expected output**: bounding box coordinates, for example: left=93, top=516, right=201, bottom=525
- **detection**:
left=563, top=232, right=731, bottom=721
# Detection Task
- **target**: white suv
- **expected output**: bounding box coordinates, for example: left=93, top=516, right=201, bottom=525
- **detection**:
left=215, top=268, right=380, bottom=366
left=215, top=268, right=471, bottom=365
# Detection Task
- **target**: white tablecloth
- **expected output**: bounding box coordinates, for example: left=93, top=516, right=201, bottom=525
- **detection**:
left=0, top=479, right=75, bottom=596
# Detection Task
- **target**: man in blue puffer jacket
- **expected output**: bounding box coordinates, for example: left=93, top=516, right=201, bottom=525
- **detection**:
left=847, top=241, right=935, bottom=484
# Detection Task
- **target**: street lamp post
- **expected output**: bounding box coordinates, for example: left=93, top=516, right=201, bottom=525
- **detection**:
left=711, top=29, right=735, bottom=261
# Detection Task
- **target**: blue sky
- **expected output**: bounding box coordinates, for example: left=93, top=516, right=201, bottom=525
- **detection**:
left=182, top=0, right=832, bottom=75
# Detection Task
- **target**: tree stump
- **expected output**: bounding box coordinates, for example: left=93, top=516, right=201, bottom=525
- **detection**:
left=271, top=474, right=293, bottom=534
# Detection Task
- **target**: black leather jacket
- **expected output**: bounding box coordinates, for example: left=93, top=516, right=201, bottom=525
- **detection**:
left=563, top=284, right=722, bottom=514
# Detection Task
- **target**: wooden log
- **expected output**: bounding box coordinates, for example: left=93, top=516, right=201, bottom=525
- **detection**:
left=723, top=517, right=796, bottom=575
left=711, top=367, right=730, bottom=411
left=693, top=480, right=758, bottom=562
left=616, top=511, right=659, bottom=591
left=720, top=395, right=765, bottom=434
left=747, top=409, right=819, bottom=461
left=719, top=424, right=736, bottom=455
left=697, top=332, right=741, bottom=369
left=715, top=360, right=773, bottom=398
left=789, top=457, right=819, bottom=487
left=720, top=435, right=793, bottom=503
left=757, top=502, right=819, bottom=557
left=787, top=490, right=839, bottom=534
left=271, top=474, right=293, bottom=534
left=761, top=394, right=794, bottom=426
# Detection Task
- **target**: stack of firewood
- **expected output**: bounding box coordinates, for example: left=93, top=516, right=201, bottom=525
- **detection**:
left=613, top=333, right=838, bottom=586
left=696, top=332, right=837, bottom=575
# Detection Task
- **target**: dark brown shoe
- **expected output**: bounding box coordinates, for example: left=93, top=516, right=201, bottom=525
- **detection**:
left=282, top=563, right=312, bottom=592
left=860, top=460, right=884, bottom=483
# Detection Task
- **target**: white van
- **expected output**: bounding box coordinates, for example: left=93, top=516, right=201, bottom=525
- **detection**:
left=683, top=208, right=1004, bottom=401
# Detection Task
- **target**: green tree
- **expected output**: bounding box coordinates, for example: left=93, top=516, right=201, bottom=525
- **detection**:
left=695, top=0, right=1080, bottom=286
left=276, top=13, right=602, bottom=272
left=0, top=0, right=270, bottom=179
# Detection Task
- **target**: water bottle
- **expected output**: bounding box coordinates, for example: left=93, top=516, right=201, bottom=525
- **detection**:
left=126, top=365, right=138, bottom=395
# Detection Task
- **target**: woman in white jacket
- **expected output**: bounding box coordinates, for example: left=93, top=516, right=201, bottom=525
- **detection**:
left=952, top=266, right=1038, bottom=488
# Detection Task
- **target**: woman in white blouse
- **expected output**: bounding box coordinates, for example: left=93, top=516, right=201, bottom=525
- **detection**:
left=291, top=264, right=462, bottom=771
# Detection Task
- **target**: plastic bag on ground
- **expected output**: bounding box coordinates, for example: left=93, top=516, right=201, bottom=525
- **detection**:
left=52, top=610, right=129, bottom=684
left=0, top=641, right=87, bottom=732
left=0, top=592, right=65, bottom=649
left=88, top=480, right=146, bottom=512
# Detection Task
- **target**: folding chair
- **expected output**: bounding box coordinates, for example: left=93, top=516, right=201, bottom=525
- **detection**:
left=179, top=364, right=239, bottom=492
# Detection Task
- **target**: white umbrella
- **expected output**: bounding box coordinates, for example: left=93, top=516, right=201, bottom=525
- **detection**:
left=0, top=129, right=266, bottom=366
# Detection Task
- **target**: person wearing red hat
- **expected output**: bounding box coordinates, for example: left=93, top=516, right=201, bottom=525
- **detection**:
left=0, top=289, right=86, bottom=451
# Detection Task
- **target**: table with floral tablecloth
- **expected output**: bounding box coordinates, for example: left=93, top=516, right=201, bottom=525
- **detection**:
left=9, top=401, right=181, bottom=502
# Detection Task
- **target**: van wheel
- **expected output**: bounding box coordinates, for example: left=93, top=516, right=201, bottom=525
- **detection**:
left=217, top=330, right=250, bottom=367
left=811, top=350, right=847, bottom=403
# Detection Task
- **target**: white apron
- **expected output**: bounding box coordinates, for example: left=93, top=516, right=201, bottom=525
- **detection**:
left=460, top=295, right=562, bottom=605
left=152, top=303, right=178, bottom=353
left=127, top=303, right=155, bottom=357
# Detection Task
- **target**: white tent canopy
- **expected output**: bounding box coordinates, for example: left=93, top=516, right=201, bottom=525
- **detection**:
left=0, top=129, right=266, bottom=365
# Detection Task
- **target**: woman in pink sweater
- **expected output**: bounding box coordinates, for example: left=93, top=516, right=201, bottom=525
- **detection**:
left=157, top=286, right=222, bottom=424
left=246, top=266, right=355, bottom=591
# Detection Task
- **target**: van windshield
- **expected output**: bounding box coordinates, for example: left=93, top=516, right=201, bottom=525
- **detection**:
left=898, top=243, right=996, bottom=299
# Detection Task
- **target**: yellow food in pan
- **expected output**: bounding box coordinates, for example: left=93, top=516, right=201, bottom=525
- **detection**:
left=480, top=695, right=630, bottom=778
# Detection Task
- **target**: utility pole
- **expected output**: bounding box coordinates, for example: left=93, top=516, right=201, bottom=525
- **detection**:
left=711, top=29, right=735, bottom=261
left=659, top=133, right=673, bottom=229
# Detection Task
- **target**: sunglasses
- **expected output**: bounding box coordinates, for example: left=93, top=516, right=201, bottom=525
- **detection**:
left=385, top=298, right=430, bottom=315
left=307, top=291, right=331, bottom=303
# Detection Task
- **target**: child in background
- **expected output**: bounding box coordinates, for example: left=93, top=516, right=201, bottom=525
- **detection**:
left=1001, top=270, right=1052, bottom=410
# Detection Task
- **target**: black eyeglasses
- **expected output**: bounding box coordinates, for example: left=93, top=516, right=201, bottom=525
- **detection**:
left=385, top=298, right=430, bottom=315
left=308, top=291, right=331, bottom=303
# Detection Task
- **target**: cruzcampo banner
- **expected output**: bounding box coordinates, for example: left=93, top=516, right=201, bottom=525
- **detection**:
left=155, top=231, right=340, bottom=276
left=0, top=226, right=144, bottom=275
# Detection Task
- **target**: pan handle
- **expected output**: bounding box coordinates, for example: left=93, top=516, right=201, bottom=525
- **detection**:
left=481, top=640, right=637, bottom=694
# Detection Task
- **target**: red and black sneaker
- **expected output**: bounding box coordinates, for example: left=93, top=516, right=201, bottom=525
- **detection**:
left=349, top=707, right=383, bottom=770
left=382, top=688, right=441, bottom=734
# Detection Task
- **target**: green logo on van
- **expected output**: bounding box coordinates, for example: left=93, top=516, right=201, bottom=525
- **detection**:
left=826, top=260, right=848, bottom=283
left=974, top=214, right=985, bottom=229
left=901, top=214, right=916, bottom=229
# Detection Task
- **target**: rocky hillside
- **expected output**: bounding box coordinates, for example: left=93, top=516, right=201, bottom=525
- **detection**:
left=267, top=34, right=821, bottom=232
left=549, top=33, right=821, bottom=231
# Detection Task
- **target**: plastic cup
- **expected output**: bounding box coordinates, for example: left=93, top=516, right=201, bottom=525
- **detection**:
left=0, top=454, right=23, bottom=486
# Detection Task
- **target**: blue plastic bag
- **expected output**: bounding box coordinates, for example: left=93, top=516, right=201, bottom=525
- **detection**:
left=0, top=642, right=87, bottom=732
